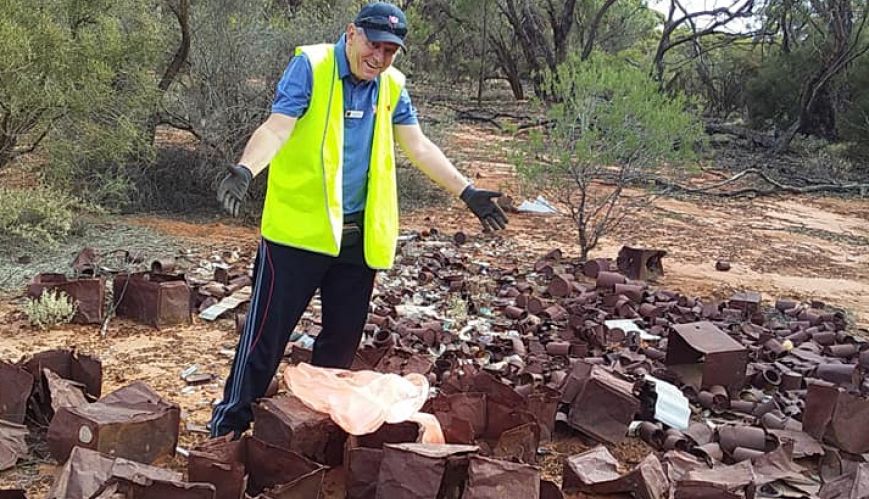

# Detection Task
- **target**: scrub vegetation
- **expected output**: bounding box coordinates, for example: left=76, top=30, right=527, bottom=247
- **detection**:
left=21, top=290, right=77, bottom=330
left=1, top=0, right=867, bottom=245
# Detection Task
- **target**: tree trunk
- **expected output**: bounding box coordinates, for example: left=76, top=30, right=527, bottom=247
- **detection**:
left=652, top=0, right=755, bottom=85
left=490, top=33, right=525, bottom=100
left=774, top=0, right=867, bottom=151
left=799, top=86, right=838, bottom=140
left=581, top=0, right=618, bottom=61
left=0, top=116, right=15, bottom=169
left=549, top=0, right=579, bottom=66
left=497, top=0, right=579, bottom=99
left=506, top=72, right=525, bottom=100
left=148, top=0, right=190, bottom=145
left=477, top=0, right=489, bottom=105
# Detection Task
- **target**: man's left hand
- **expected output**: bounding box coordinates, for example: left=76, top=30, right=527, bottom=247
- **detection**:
left=460, top=185, right=508, bottom=231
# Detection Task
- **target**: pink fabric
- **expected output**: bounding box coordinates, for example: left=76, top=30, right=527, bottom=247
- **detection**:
left=283, top=363, right=445, bottom=444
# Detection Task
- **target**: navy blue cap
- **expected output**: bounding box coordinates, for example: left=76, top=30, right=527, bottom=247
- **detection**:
left=354, top=2, right=408, bottom=49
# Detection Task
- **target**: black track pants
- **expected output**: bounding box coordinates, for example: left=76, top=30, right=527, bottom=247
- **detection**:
left=209, top=234, right=376, bottom=437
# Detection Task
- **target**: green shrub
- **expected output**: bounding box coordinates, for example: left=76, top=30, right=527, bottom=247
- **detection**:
left=744, top=49, right=817, bottom=129
left=22, top=290, right=77, bottom=330
left=838, top=57, right=869, bottom=162
left=2, top=0, right=169, bottom=209
left=516, top=53, right=705, bottom=260
left=0, top=187, right=84, bottom=251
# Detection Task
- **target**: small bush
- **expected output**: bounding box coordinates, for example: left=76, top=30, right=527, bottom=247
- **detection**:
left=0, top=187, right=83, bottom=251
left=516, top=53, right=705, bottom=260
left=22, top=290, right=77, bottom=330
left=124, top=145, right=220, bottom=214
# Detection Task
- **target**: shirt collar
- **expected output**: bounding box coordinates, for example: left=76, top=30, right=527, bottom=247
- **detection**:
left=336, top=34, right=351, bottom=80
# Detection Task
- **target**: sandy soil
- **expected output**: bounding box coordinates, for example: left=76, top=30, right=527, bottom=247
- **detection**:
left=1, top=121, right=867, bottom=496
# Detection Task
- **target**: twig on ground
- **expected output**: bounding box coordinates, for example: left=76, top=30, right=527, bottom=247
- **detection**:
left=99, top=249, right=144, bottom=338
left=657, top=168, right=869, bottom=197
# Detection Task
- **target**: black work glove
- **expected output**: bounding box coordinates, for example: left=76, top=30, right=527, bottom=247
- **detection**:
left=216, top=164, right=253, bottom=217
left=460, top=185, right=508, bottom=231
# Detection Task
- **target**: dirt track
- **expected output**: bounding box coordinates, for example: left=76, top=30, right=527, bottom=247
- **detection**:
left=1, top=121, right=867, bottom=496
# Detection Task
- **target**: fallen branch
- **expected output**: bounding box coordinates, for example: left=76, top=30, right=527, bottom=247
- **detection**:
left=98, top=249, right=145, bottom=338
left=705, top=123, right=775, bottom=148
left=515, top=119, right=554, bottom=131
left=439, top=104, right=534, bottom=121
left=657, top=168, right=869, bottom=197
left=438, top=104, right=548, bottom=131
left=453, top=109, right=503, bottom=130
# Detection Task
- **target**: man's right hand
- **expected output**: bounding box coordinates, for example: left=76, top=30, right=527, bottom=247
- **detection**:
left=216, top=164, right=253, bottom=217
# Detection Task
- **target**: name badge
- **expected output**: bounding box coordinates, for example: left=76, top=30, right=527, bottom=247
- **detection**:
left=345, top=110, right=364, bottom=119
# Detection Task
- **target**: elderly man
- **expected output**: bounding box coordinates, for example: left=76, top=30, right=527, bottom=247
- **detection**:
left=210, top=1, right=507, bottom=438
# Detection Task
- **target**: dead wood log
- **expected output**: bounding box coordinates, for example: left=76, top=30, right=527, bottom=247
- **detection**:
left=442, top=104, right=548, bottom=131
left=705, top=123, right=776, bottom=148
left=656, top=168, right=869, bottom=197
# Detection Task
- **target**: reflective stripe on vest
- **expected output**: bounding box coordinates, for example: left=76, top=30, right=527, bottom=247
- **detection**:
left=261, top=43, right=404, bottom=269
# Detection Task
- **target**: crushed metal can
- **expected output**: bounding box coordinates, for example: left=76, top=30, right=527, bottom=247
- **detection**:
left=562, top=361, right=640, bottom=444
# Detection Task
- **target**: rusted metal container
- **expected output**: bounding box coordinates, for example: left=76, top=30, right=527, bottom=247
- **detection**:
left=46, top=381, right=179, bottom=463
left=252, top=394, right=347, bottom=466
left=665, top=321, right=748, bottom=394
left=803, top=380, right=869, bottom=454
left=376, top=443, right=478, bottom=499
left=113, top=272, right=191, bottom=328
left=616, top=246, right=666, bottom=281
left=0, top=362, right=33, bottom=424
left=463, top=455, right=540, bottom=499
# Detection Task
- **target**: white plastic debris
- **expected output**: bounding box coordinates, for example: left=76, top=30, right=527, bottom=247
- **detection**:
left=199, top=286, right=252, bottom=321
left=604, top=319, right=662, bottom=341
left=395, top=304, right=440, bottom=320
left=517, top=195, right=558, bottom=214
left=644, top=375, right=691, bottom=430
left=180, top=365, right=199, bottom=380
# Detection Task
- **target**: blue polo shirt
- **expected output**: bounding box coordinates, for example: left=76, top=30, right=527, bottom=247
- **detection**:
left=271, top=35, right=418, bottom=215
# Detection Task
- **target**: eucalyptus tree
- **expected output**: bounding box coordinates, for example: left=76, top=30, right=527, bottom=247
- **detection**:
left=759, top=0, right=869, bottom=150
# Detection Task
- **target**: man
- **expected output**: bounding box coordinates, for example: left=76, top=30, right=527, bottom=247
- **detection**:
left=210, top=1, right=507, bottom=438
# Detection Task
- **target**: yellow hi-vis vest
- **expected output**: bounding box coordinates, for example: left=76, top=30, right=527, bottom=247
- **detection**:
left=261, top=43, right=405, bottom=269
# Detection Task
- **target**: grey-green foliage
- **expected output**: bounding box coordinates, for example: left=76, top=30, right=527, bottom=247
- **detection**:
left=9, top=0, right=170, bottom=208
left=0, top=187, right=87, bottom=252
left=838, top=57, right=869, bottom=160
left=745, top=47, right=820, bottom=129
left=669, top=37, right=760, bottom=119
left=577, top=0, right=659, bottom=56
left=1, top=1, right=162, bottom=174
left=407, top=0, right=489, bottom=80
left=175, top=0, right=360, bottom=152
left=516, top=53, right=704, bottom=259
left=22, top=290, right=77, bottom=330
left=0, top=2, right=64, bottom=166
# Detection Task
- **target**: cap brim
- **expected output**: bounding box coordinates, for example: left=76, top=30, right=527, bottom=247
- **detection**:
left=364, top=29, right=406, bottom=50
